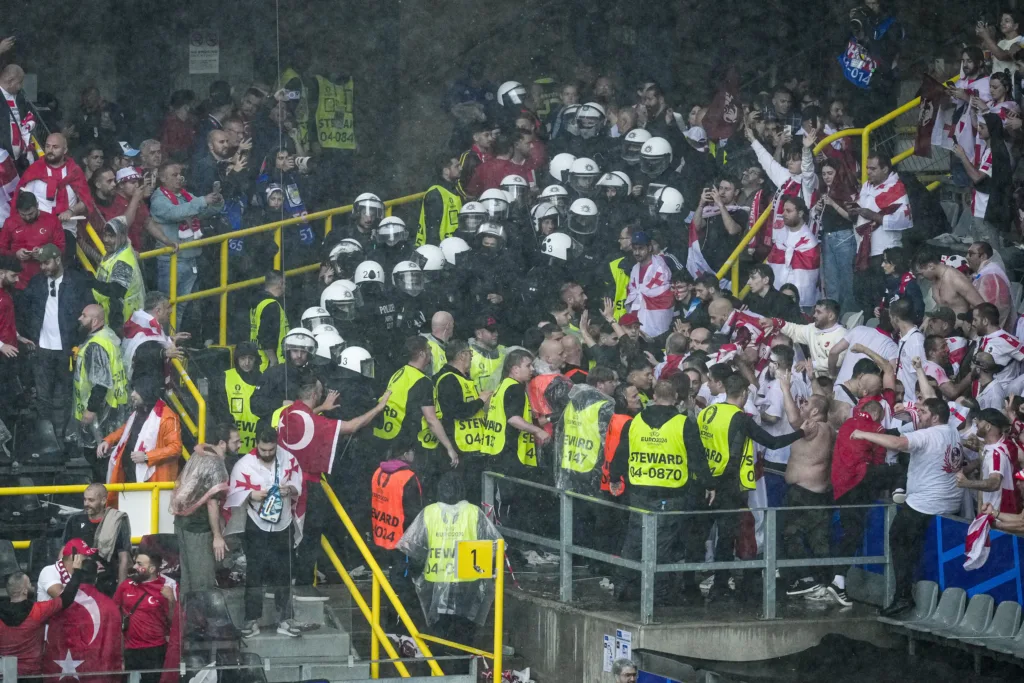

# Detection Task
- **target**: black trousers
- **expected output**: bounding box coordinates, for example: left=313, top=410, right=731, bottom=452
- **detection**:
left=124, top=645, right=167, bottom=683
left=32, top=348, right=72, bottom=434
left=854, top=255, right=885, bottom=318
left=709, top=486, right=746, bottom=583
left=618, top=489, right=705, bottom=597
left=294, top=481, right=331, bottom=586
left=890, top=504, right=933, bottom=601
left=779, top=485, right=832, bottom=584
left=242, top=516, right=293, bottom=622
left=835, top=464, right=905, bottom=564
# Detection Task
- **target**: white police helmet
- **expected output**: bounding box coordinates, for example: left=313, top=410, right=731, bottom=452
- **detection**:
left=548, top=153, right=576, bottom=184
left=478, top=188, right=510, bottom=221
left=375, top=216, right=408, bottom=247
left=640, top=137, right=673, bottom=177
left=301, top=306, right=332, bottom=331
left=567, top=198, right=599, bottom=235
left=497, top=81, right=527, bottom=107
left=392, top=260, right=425, bottom=297
left=319, top=280, right=358, bottom=322
left=439, top=237, right=471, bottom=266
left=339, top=346, right=375, bottom=378
left=568, top=157, right=601, bottom=195
left=622, top=128, right=652, bottom=164
left=458, top=201, right=486, bottom=235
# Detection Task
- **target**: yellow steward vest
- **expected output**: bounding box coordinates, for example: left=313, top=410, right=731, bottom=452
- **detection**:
left=422, top=503, right=479, bottom=583
left=73, top=327, right=128, bottom=420
left=626, top=412, right=689, bottom=488
left=697, top=403, right=755, bottom=490
left=374, top=365, right=437, bottom=449
left=480, top=377, right=536, bottom=467
left=314, top=75, right=355, bottom=150
left=434, top=370, right=484, bottom=454
left=559, top=399, right=607, bottom=474
left=224, top=368, right=258, bottom=453
left=249, top=297, right=288, bottom=372
left=416, top=184, right=462, bottom=246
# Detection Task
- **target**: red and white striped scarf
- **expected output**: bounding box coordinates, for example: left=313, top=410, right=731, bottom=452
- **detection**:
left=55, top=558, right=71, bottom=585
left=4, top=90, right=33, bottom=159
left=159, top=187, right=203, bottom=240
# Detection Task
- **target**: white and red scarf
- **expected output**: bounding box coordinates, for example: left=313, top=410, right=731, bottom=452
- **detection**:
left=107, top=401, right=167, bottom=484
left=766, top=224, right=820, bottom=308
left=3, top=89, right=34, bottom=160
left=625, top=254, right=674, bottom=337
left=14, top=157, right=93, bottom=218
left=121, top=310, right=172, bottom=380
left=55, top=558, right=72, bottom=585
left=964, top=513, right=994, bottom=571
left=159, top=187, right=203, bottom=240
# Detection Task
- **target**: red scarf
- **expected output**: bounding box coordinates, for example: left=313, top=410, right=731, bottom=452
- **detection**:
left=56, top=558, right=71, bottom=585
left=158, top=186, right=203, bottom=240
left=853, top=200, right=902, bottom=271
left=4, top=91, right=33, bottom=159
left=14, top=157, right=93, bottom=216
left=880, top=271, right=915, bottom=309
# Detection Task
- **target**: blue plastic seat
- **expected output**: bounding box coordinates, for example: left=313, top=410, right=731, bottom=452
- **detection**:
left=878, top=580, right=939, bottom=626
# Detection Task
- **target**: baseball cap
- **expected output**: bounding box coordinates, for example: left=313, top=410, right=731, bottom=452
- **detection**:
left=62, top=539, right=97, bottom=557
left=631, top=231, right=650, bottom=246
left=926, top=306, right=956, bottom=326
left=473, top=315, right=499, bottom=332
left=619, top=312, right=640, bottom=327
left=118, top=141, right=140, bottom=157
left=34, top=244, right=62, bottom=261
left=115, top=167, right=142, bottom=184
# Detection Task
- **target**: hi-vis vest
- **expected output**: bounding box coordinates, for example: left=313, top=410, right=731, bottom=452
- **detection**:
left=423, top=503, right=479, bottom=583
left=627, top=412, right=689, bottom=488
left=371, top=466, right=420, bottom=550
left=697, top=403, right=755, bottom=490
left=73, top=327, right=128, bottom=420
left=434, top=370, right=485, bottom=453
left=279, top=68, right=309, bottom=141
left=601, top=414, right=631, bottom=494
left=94, top=248, right=144, bottom=327
left=416, top=184, right=462, bottom=246
left=422, top=335, right=447, bottom=376
left=480, top=377, right=536, bottom=467
left=249, top=297, right=288, bottom=372
left=314, top=75, right=355, bottom=150
left=224, top=368, right=258, bottom=453
left=469, top=344, right=504, bottom=393
left=374, top=365, right=437, bottom=449
left=609, top=257, right=630, bottom=321
left=560, top=399, right=607, bottom=474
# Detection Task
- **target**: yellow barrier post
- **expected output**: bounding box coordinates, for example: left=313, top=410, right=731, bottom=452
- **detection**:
left=321, top=538, right=413, bottom=678
left=274, top=227, right=282, bottom=270
left=371, top=575, right=381, bottom=679
left=151, top=486, right=161, bottom=535
left=325, top=214, right=333, bottom=238
left=493, top=538, right=505, bottom=678
left=219, top=242, right=229, bottom=346
left=320, top=479, right=445, bottom=676
left=171, top=358, right=206, bottom=443
left=170, top=251, right=179, bottom=330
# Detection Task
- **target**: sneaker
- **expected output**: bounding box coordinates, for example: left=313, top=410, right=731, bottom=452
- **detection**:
left=785, top=577, right=822, bottom=596
left=828, top=582, right=853, bottom=607
left=241, top=621, right=260, bottom=639
left=892, top=488, right=907, bottom=505
left=803, top=586, right=832, bottom=601
left=276, top=620, right=301, bottom=637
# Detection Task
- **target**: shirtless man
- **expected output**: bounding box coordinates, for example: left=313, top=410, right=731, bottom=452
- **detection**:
left=778, top=369, right=834, bottom=598
left=829, top=349, right=887, bottom=430
left=912, top=248, right=983, bottom=323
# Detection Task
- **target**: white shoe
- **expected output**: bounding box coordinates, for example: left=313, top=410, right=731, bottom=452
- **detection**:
left=892, top=488, right=907, bottom=505
left=241, top=621, right=259, bottom=639
left=276, top=620, right=301, bottom=637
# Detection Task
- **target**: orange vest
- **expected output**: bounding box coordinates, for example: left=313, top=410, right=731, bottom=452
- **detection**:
left=564, top=367, right=588, bottom=383
left=370, top=466, right=421, bottom=550
left=527, top=373, right=560, bottom=437
left=601, top=414, right=631, bottom=495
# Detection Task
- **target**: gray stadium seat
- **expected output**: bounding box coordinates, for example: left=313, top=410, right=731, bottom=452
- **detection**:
left=902, top=586, right=966, bottom=633
left=932, top=593, right=993, bottom=638
left=958, top=600, right=1020, bottom=648
left=878, top=580, right=939, bottom=626
left=988, top=619, right=1024, bottom=656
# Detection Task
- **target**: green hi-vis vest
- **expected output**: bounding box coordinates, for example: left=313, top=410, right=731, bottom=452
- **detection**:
left=94, top=247, right=144, bottom=327
left=480, top=377, right=536, bottom=467
left=249, top=297, right=288, bottom=372
left=314, top=75, right=356, bottom=150
left=559, top=399, right=607, bottom=474
left=434, top=370, right=484, bottom=453
left=374, top=365, right=437, bottom=450
left=422, top=503, right=479, bottom=583
left=469, top=344, right=504, bottom=394
left=609, top=257, right=630, bottom=321
left=224, top=368, right=258, bottom=453
left=627, top=412, right=689, bottom=488
left=416, top=184, right=462, bottom=246
left=697, top=403, right=755, bottom=490
left=279, top=68, right=309, bottom=141
left=73, top=327, right=128, bottom=420
left=423, top=335, right=447, bottom=376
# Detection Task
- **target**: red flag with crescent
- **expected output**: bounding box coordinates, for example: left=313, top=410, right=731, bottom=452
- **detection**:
left=277, top=402, right=342, bottom=523
left=43, top=584, right=123, bottom=683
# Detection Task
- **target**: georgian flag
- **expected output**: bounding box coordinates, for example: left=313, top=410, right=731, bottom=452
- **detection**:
left=964, top=513, right=994, bottom=571
left=686, top=211, right=713, bottom=279
left=766, top=225, right=821, bottom=308
left=226, top=450, right=305, bottom=544
left=43, top=584, right=123, bottom=683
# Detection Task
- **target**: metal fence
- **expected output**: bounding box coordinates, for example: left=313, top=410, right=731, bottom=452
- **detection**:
left=482, top=472, right=895, bottom=624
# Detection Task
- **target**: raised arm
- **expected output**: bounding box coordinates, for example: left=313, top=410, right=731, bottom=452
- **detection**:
left=778, top=370, right=803, bottom=427
left=828, top=337, right=851, bottom=378
left=850, top=342, right=895, bottom=391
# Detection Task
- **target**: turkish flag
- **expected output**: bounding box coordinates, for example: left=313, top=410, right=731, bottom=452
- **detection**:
left=915, top=75, right=950, bottom=158
left=277, top=402, right=342, bottom=528
left=702, top=68, right=741, bottom=140
left=43, top=584, right=123, bottom=683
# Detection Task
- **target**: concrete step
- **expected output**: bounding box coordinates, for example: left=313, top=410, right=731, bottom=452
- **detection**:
left=221, top=586, right=329, bottom=629
left=241, top=625, right=352, bottom=662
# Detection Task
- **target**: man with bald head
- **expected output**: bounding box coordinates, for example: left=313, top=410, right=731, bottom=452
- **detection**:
left=561, top=334, right=588, bottom=383
left=528, top=338, right=572, bottom=439
left=15, top=132, right=93, bottom=263
left=421, top=310, right=454, bottom=376
left=61, top=482, right=131, bottom=594
left=71, top=303, right=129, bottom=448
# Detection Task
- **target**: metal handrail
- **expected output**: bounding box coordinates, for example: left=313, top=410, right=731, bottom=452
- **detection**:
left=482, top=471, right=895, bottom=624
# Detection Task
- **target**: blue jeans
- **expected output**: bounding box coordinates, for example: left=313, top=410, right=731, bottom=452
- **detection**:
left=822, top=229, right=857, bottom=315
left=157, top=256, right=198, bottom=329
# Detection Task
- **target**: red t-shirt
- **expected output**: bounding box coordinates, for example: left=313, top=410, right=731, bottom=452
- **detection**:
left=114, top=578, right=174, bottom=649
left=0, top=211, right=66, bottom=289
left=832, top=411, right=887, bottom=500
left=465, top=157, right=520, bottom=198
left=0, top=287, right=16, bottom=346
left=159, top=114, right=196, bottom=160
left=0, top=598, right=63, bottom=674
left=94, top=193, right=150, bottom=252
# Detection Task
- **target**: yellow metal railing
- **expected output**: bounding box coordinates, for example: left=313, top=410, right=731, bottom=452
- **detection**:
left=0, top=481, right=174, bottom=548
left=321, top=477, right=506, bottom=678
left=141, top=192, right=426, bottom=338
left=167, top=357, right=206, bottom=445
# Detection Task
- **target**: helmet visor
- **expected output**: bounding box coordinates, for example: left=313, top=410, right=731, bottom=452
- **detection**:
left=460, top=212, right=485, bottom=233
left=481, top=197, right=509, bottom=220
left=329, top=342, right=345, bottom=365
left=283, top=338, right=315, bottom=354
left=568, top=213, right=598, bottom=235
left=543, top=195, right=569, bottom=213
left=502, top=184, right=526, bottom=203
left=394, top=270, right=425, bottom=297
left=569, top=172, right=599, bottom=195
left=354, top=201, right=384, bottom=225
left=622, top=140, right=644, bottom=163
left=326, top=298, right=357, bottom=322
left=303, top=315, right=332, bottom=330
left=376, top=225, right=408, bottom=246
left=357, top=357, right=375, bottom=379
left=640, top=154, right=671, bottom=177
